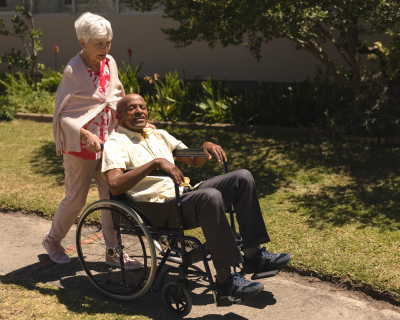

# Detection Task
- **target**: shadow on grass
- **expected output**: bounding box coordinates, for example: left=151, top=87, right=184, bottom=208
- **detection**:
left=167, top=126, right=294, bottom=198
left=167, top=125, right=400, bottom=231
left=282, top=137, right=400, bottom=231
left=26, top=125, right=400, bottom=231
left=29, top=141, right=64, bottom=186
left=0, top=275, right=141, bottom=318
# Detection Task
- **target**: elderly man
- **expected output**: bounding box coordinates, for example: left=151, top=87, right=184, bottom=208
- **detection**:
left=102, top=93, right=291, bottom=301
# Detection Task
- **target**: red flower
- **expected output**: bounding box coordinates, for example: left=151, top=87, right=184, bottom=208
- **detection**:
left=127, top=48, right=132, bottom=57
left=54, top=46, right=59, bottom=53
left=7, top=65, right=11, bottom=72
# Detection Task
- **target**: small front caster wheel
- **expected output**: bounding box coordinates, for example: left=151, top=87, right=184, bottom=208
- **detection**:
left=163, top=281, right=192, bottom=317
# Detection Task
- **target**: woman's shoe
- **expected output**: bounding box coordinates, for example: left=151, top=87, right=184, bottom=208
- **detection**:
left=105, top=252, right=142, bottom=270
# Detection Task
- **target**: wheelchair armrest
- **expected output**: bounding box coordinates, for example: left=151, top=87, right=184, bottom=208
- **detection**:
left=173, top=148, right=229, bottom=174
left=173, top=148, right=208, bottom=158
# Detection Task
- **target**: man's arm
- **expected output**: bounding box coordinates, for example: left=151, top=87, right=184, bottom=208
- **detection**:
left=105, top=158, right=185, bottom=195
left=176, top=142, right=227, bottom=167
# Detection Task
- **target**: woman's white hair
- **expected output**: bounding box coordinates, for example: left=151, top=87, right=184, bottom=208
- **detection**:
left=75, top=12, right=113, bottom=43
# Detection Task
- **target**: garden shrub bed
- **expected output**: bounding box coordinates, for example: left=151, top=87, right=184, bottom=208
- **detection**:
left=0, top=65, right=352, bottom=131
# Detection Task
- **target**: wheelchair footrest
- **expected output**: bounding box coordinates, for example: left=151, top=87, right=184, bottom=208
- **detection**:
left=216, top=296, right=241, bottom=307
left=251, top=269, right=279, bottom=280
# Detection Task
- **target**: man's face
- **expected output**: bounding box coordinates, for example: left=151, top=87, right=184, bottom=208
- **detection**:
left=119, top=95, right=148, bottom=133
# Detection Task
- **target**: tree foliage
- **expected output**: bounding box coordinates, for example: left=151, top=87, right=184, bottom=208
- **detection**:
left=127, top=0, right=400, bottom=95
left=0, top=0, right=43, bottom=80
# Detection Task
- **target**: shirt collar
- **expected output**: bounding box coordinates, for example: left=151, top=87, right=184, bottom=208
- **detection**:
left=117, top=125, right=153, bottom=140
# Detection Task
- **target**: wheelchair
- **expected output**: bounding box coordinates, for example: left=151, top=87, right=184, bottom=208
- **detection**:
left=75, top=148, right=279, bottom=317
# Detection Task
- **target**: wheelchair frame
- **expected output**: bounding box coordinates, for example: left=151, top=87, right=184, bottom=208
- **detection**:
left=76, top=148, right=276, bottom=317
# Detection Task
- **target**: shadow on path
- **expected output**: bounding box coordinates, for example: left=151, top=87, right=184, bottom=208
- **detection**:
left=9, top=256, right=276, bottom=319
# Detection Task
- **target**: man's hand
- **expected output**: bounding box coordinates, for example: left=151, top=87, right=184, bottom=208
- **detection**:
left=80, top=128, right=102, bottom=153
left=106, top=158, right=184, bottom=196
left=202, top=142, right=227, bottom=164
left=157, top=158, right=185, bottom=186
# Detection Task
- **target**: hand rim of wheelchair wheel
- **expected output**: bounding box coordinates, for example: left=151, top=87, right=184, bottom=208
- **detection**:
left=163, top=281, right=192, bottom=318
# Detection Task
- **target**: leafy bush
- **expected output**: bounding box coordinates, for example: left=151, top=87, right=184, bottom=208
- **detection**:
left=150, top=71, right=189, bottom=121
left=118, top=62, right=148, bottom=95
left=191, top=79, right=231, bottom=123
left=38, top=68, right=63, bottom=93
left=0, top=95, right=18, bottom=120
left=308, top=69, right=354, bottom=131
left=229, top=71, right=353, bottom=128
left=0, top=63, right=358, bottom=131
left=0, top=70, right=7, bottom=96
left=346, top=73, right=400, bottom=136
left=0, top=72, right=55, bottom=117
left=139, top=73, right=232, bottom=123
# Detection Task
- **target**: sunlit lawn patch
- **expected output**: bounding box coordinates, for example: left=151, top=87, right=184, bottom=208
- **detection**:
left=0, top=276, right=150, bottom=319
left=1, top=120, right=400, bottom=301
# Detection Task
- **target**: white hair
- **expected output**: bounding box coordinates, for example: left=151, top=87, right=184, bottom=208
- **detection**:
left=75, top=12, right=113, bottom=43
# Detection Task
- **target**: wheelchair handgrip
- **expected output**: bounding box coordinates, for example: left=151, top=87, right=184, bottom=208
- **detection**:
left=173, top=148, right=229, bottom=174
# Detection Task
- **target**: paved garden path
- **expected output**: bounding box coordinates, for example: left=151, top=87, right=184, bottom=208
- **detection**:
left=1, top=211, right=400, bottom=320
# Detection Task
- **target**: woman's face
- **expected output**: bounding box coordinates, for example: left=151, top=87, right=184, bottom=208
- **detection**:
left=80, top=37, right=111, bottom=63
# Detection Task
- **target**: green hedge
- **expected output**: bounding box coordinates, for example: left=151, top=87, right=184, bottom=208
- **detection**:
left=0, top=64, right=353, bottom=130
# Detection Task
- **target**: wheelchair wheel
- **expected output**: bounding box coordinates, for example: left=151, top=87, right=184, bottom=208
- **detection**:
left=163, top=281, right=192, bottom=317
left=76, top=200, right=157, bottom=300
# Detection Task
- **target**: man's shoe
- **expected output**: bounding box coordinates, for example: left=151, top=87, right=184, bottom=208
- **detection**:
left=42, top=237, right=71, bottom=264
left=215, top=272, right=264, bottom=300
left=243, top=248, right=291, bottom=274
left=106, top=253, right=142, bottom=270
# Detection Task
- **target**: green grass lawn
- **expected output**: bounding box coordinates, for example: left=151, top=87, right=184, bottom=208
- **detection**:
left=1, top=120, right=400, bottom=303
left=0, top=276, right=150, bottom=319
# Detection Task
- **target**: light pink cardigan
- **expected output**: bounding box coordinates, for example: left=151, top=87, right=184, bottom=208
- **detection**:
left=53, top=53, right=124, bottom=156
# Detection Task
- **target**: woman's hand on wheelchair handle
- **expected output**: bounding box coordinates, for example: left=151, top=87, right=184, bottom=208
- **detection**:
left=80, top=128, right=103, bottom=153
left=202, top=142, right=227, bottom=164
left=157, top=158, right=185, bottom=186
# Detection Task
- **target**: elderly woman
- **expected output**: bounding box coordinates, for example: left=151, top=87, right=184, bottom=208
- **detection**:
left=42, top=12, right=151, bottom=268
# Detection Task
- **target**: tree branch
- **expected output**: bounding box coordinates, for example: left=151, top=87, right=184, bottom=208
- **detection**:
left=260, top=14, right=353, bottom=90
left=288, top=35, right=354, bottom=89
left=20, top=35, right=31, bottom=57
left=339, top=0, right=361, bottom=94
left=318, top=23, right=351, bottom=66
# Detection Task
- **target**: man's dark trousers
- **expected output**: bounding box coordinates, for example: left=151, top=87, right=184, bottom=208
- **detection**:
left=166, top=169, right=270, bottom=269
